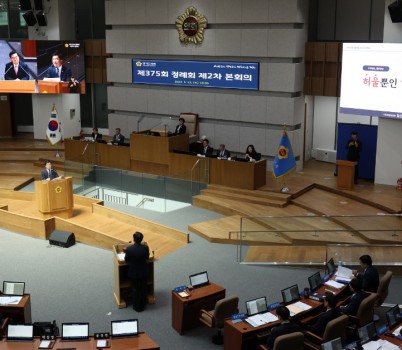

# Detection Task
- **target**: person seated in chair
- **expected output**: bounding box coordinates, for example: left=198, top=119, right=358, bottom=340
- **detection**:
left=338, top=278, right=368, bottom=316
left=306, top=292, right=342, bottom=336
left=352, top=255, right=379, bottom=293
left=266, top=306, right=302, bottom=350
left=174, top=117, right=186, bottom=135
left=112, top=128, right=125, bottom=145
left=245, top=144, right=261, bottom=162
left=200, top=139, right=213, bottom=156
left=216, top=144, right=230, bottom=159
left=91, top=127, right=102, bottom=141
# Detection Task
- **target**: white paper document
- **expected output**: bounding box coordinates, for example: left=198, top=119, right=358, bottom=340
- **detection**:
left=245, top=312, right=279, bottom=327
left=287, top=301, right=312, bottom=316
left=392, top=325, right=402, bottom=336
left=363, top=339, right=400, bottom=350
left=0, top=296, right=23, bottom=305
left=325, top=280, right=344, bottom=289
left=336, top=266, right=353, bottom=279
left=117, top=252, right=125, bottom=261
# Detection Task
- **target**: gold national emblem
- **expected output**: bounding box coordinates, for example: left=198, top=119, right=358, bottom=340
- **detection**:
left=278, top=146, right=289, bottom=159
left=176, top=7, right=208, bottom=45
left=55, top=186, right=62, bottom=194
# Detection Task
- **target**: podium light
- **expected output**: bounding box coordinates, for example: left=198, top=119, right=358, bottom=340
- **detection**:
left=23, top=11, right=37, bottom=26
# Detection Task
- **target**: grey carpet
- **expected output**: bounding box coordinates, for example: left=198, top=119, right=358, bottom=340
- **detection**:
left=1, top=201, right=401, bottom=350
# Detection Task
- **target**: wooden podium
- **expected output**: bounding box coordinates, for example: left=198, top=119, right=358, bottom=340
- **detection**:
left=336, top=160, right=357, bottom=190
left=38, top=81, right=70, bottom=93
left=0, top=80, right=36, bottom=93
left=35, top=177, right=74, bottom=218
left=113, top=243, right=155, bottom=308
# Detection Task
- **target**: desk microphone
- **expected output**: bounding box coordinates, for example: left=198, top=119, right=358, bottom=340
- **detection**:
left=19, top=64, right=32, bottom=80
left=4, top=64, right=13, bottom=79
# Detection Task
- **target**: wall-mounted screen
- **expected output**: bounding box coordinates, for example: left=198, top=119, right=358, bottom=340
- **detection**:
left=0, top=39, right=85, bottom=94
left=340, top=43, right=402, bottom=119
left=132, top=59, right=259, bottom=90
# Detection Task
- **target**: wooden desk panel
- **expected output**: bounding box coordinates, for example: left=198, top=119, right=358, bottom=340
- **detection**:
left=97, top=143, right=130, bottom=170
left=0, top=80, right=36, bottom=93
left=130, top=133, right=189, bottom=165
left=172, top=282, right=225, bottom=334
left=1, top=334, right=159, bottom=350
left=0, top=294, right=31, bottom=323
left=210, top=158, right=267, bottom=190
left=64, top=139, right=96, bottom=163
left=168, top=153, right=209, bottom=181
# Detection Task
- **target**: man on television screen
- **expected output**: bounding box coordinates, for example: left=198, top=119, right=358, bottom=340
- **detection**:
left=45, top=51, right=72, bottom=82
left=4, top=51, right=30, bottom=80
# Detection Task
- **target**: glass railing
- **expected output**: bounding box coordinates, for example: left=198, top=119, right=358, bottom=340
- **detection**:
left=64, top=156, right=209, bottom=212
left=237, top=214, right=402, bottom=266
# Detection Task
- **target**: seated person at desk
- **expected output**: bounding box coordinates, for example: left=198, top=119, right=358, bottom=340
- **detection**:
left=111, top=128, right=125, bottom=145
left=174, top=117, right=186, bottom=135
left=41, top=160, right=63, bottom=181
left=216, top=144, right=230, bottom=159
left=4, top=51, right=30, bottom=80
left=245, top=144, right=261, bottom=162
left=352, top=255, right=379, bottom=293
left=266, top=306, right=302, bottom=350
left=91, top=127, right=102, bottom=141
left=338, top=278, right=368, bottom=316
left=200, top=139, right=213, bottom=156
left=306, top=292, right=341, bottom=336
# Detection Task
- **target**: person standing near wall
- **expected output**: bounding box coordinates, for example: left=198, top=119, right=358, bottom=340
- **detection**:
left=346, top=131, right=362, bottom=184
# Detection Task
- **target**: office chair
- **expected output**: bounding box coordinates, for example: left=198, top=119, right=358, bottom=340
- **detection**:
left=199, top=295, right=239, bottom=345
left=348, top=292, right=377, bottom=330
left=373, top=270, right=392, bottom=322
left=304, top=314, right=349, bottom=349
left=258, top=331, right=304, bottom=350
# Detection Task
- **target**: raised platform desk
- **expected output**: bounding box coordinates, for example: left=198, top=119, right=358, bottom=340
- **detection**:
left=0, top=294, right=31, bottom=323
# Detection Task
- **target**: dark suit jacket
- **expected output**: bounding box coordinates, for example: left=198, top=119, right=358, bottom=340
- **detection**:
left=339, top=291, right=368, bottom=315
left=91, top=133, right=102, bottom=141
left=358, top=266, right=379, bottom=293
left=201, top=146, right=213, bottom=155
left=4, top=62, right=30, bottom=80
left=266, top=322, right=302, bottom=350
left=112, top=133, right=125, bottom=145
left=175, top=124, right=186, bottom=134
left=216, top=149, right=231, bottom=159
left=41, top=168, right=59, bottom=180
left=124, top=243, right=150, bottom=279
left=307, top=308, right=342, bottom=336
left=46, top=65, right=72, bottom=82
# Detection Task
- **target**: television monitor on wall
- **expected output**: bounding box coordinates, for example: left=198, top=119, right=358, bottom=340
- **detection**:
left=132, top=59, right=259, bottom=90
left=340, top=43, right=402, bottom=120
left=0, top=39, right=85, bottom=94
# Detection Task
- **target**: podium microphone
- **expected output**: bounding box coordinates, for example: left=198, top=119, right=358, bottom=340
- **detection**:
left=3, top=65, right=13, bottom=79
left=19, top=64, right=32, bottom=80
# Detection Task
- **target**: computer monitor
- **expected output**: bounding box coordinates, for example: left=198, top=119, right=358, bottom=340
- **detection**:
left=358, top=322, right=377, bottom=344
left=61, top=323, right=89, bottom=341
left=281, top=284, right=300, bottom=304
left=245, top=297, right=268, bottom=316
left=308, top=271, right=322, bottom=292
left=111, top=319, right=139, bottom=338
left=386, top=304, right=401, bottom=328
left=2, top=281, right=25, bottom=296
left=321, top=337, right=342, bottom=350
left=7, top=324, right=34, bottom=341
left=326, top=258, right=336, bottom=275
left=189, top=271, right=209, bottom=288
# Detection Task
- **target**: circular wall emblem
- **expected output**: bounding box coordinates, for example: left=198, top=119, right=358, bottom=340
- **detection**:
left=176, top=7, right=208, bottom=45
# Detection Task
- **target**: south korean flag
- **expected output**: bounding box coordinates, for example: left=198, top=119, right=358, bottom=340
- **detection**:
left=46, top=104, right=62, bottom=145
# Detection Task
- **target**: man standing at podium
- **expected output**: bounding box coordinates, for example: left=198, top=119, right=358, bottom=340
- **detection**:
left=346, top=131, right=362, bottom=184
left=4, top=51, right=30, bottom=80
left=45, top=52, right=72, bottom=82
left=125, top=232, right=150, bottom=312
left=41, top=160, right=62, bottom=180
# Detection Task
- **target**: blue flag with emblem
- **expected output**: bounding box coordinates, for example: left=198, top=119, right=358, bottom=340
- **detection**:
left=272, top=127, right=296, bottom=179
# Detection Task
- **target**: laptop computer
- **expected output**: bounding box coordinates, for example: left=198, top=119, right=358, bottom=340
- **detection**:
left=111, top=319, right=139, bottom=338
left=281, top=284, right=300, bottom=305
left=2, top=281, right=25, bottom=296
left=245, top=297, right=268, bottom=317
left=189, top=271, right=209, bottom=289
left=358, top=322, right=378, bottom=344
left=321, top=337, right=342, bottom=350
left=386, top=304, right=401, bottom=328
left=61, top=323, right=89, bottom=341
left=326, top=258, right=336, bottom=276
left=308, top=271, right=323, bottom=292
left=7, top=324, right=34, bottom=342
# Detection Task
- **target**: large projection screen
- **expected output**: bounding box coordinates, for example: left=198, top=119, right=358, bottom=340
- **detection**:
left=340, top=43, right=402, bottom=120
